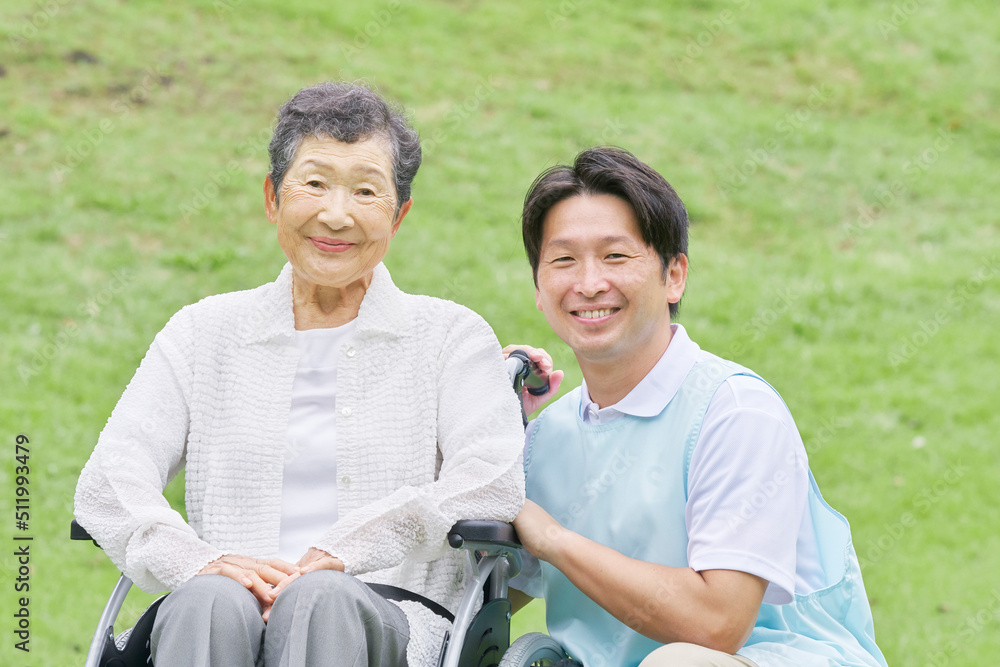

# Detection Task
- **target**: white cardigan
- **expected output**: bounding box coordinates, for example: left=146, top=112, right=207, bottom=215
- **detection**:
left=75, top=263, right=526, bottom=664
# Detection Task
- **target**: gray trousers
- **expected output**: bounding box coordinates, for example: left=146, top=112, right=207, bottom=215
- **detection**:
left=150, top=571, right=410, bottom=666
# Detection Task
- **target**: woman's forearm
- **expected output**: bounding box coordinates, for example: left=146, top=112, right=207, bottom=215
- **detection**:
left=74, top=317, right=206, bottom=591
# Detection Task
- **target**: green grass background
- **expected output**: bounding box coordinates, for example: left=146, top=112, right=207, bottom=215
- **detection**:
left=2, top=0, right=999, bottom=664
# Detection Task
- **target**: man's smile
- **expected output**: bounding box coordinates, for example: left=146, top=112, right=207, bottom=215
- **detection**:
left=572, top=307, right=620, bottom=320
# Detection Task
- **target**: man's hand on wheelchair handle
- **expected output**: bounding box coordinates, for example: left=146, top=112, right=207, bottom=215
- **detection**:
left=502, top=344, right=564, bottom=416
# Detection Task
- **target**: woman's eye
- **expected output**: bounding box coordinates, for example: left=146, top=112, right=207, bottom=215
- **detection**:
left=358, top=188, right=375, bottom=196
left=307, top=180, right=323, bottom=188
left=606, top=253, right=627, bottom=260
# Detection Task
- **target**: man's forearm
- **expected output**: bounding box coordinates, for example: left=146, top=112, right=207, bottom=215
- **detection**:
left=544, top=527, right=765, bottom=653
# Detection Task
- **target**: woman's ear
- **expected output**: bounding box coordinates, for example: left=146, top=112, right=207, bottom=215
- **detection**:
left=264, top=174, right=278, bottom=224
left=391, top=198, right=413, bottom=237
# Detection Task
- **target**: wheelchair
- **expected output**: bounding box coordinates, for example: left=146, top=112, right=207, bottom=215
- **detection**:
left=71, top=350, right=575, bottom=667
left=72, top=519, right=571, bottom=666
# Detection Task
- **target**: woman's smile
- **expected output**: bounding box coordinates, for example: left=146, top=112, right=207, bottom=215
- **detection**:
left=309, top=237, right=356, bottom=252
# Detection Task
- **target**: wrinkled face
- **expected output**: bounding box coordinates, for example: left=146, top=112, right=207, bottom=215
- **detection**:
left=265, top=135, right=407, bottom=290
left=534, top=194, right=685, bottom=365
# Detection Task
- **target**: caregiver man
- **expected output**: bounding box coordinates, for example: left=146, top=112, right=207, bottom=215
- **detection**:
left=507, top=146, right=887, bottom=667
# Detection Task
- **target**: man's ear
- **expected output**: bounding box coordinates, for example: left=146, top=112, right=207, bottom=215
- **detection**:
left=666, top=254, right=689, bottom=305
left=536, top=287, right=543, bottom=312
left=264, top=174, right=278, bottom=224
left=391, top=198, right=413, bottom=238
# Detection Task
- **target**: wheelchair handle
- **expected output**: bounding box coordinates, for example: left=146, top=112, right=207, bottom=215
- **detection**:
left=507, top=349, right=549, bottom=396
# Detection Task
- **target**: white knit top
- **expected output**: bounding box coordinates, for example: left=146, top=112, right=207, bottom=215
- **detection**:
left=74, top=262, right=526, bottom=664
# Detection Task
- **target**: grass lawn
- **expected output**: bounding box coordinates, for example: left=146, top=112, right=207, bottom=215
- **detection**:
left=1, top=0, right=999, bottom=664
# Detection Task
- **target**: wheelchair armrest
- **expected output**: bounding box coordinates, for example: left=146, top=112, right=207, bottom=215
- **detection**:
left=71, top=519, right=100, bottom=546
left=448, top=520, right=521, bottom=551
left=74, top=517, right=521, bottom=550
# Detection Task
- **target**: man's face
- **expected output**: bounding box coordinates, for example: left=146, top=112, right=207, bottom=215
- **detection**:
left=534, top=194, right=686, bottom=366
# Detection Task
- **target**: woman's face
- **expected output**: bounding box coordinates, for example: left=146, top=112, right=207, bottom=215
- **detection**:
left=265, top=135, right=410, bottom=291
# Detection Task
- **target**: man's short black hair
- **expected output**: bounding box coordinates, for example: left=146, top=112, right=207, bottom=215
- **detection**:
left=521, top=146, right=689, bottom=317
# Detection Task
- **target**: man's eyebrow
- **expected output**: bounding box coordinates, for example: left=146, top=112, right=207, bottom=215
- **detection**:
left=544, top=235, right=637, bottom=248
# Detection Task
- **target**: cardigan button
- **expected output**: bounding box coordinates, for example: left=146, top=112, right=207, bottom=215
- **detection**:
left=341, top=407, right=352, bottom=417
left=341, top=475, right=351, bottom=485
left=346, top=347, right=356, bottom=358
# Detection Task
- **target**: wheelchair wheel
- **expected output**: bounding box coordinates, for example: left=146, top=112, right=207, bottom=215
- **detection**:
left=498, top=632, right=568, bottom=666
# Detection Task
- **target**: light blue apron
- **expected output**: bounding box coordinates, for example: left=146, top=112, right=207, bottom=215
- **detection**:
left=525, top=357, right=887, bottom=667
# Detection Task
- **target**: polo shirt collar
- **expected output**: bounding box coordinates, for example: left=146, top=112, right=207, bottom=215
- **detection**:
left=580, top=324, right=701, bottom=422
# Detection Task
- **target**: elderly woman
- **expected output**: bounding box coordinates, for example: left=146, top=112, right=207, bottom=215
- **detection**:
left=74, top=82, right=525, bottom=666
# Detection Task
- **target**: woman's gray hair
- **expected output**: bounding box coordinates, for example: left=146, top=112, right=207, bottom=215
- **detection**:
left=268, top=82, right=421, bottom=213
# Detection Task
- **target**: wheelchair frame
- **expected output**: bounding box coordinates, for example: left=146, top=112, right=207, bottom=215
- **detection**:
left=72, top=519, right=529, bottom=667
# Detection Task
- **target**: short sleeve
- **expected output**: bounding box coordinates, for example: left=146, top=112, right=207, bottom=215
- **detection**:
left=685, top=375, right=809, bottom=604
